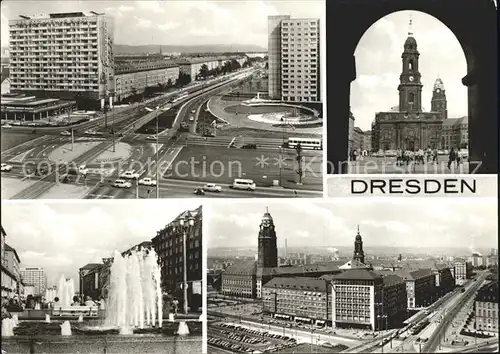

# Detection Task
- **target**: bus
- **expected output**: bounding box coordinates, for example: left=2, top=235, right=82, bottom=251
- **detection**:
left=286, top=137, right=322, bottom=150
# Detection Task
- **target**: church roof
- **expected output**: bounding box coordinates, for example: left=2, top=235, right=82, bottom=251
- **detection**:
left=223, top=260, right=257, bottom=275
left=339, top=259, right=370, bottom=270
left=404, top=36, right=417, bottom=47
left=263, top=277, right=328, bottom=292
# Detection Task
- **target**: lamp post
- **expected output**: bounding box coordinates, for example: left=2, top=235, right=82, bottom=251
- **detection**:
left=179, top=214, right=195, bottom=315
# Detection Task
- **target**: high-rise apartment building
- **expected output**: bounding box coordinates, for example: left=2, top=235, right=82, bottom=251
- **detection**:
left=267, top=16, right=320, bottom=103
left=9, top=11, right=114, bottom=105
left=20, top=267, right=47, bottom=296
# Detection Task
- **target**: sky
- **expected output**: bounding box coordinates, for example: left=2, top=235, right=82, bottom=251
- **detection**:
left=0, top=0, right=324, bottom=48
left=208, top=199, right=498, bottom=251
left=351, top=10, right=468, bottom=130
left=1, top=201, right=201, bottom=288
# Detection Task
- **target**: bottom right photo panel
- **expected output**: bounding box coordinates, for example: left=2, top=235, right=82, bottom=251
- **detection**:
left=206, top=198, right=498, bottom=354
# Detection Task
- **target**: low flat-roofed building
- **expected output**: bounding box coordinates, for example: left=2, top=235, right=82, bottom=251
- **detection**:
left=1, top=94, right=76, bottom=121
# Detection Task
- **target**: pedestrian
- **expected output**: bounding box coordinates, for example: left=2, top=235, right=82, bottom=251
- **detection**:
left=448, top=148, right=455, bottom=170
left=293, top=190, right=298, bottom=197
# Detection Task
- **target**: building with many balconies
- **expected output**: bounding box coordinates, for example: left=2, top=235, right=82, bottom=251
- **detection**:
left=9, top=11, right=114, bottom=106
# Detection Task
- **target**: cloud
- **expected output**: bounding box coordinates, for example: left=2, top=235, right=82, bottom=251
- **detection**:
left=158, top=22, right=181, bottom=32
left=118, top=5, right=135, bottom=12
left=136, top=1, right=165, bottom=13
left=208, top=199, right=497, bottom=251
left=135, top=16, right=152, bottom=28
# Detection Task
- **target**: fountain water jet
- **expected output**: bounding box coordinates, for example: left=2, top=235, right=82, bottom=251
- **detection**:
left=45, top=314, right=51, bottom=323
left=60, top=321, right=72, bottom=335
left=177, top=321, right=190, bottom=336
left=57, top=275, right=76, bottom=307
left=78, top=314, right=83, bottom=323
left=34, top=303, right=41, bottom=310
left=106, top=248, right=163, bottom=331
left=119, top=326, right=133, bottom=335
left=168, top=313, right=175, bottom=322
left=2, top=318, right=14, bottom=336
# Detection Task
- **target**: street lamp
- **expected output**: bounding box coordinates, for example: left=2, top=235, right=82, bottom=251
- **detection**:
left=178, top=214, right=195, bottom=315
left=145, top=101, right=167, bottom=199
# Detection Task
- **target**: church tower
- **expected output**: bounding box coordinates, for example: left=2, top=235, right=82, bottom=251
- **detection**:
left=398, top=16, right=423, bottom=114
left=353, top=225, right=365, bottom=264
left=257, top=208, right=278, bottom=269
left=431, top=77, right=448, bottom=120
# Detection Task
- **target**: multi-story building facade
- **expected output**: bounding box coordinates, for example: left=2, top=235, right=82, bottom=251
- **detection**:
left=152, top=206, right=203, bottom=312
left=177, top=57, right=224, bottom=81
left=20, top=267, right=47, bottom=296
left=114, top=59, right=179, bottom=102
left=9, top=11, right=114, bottom=105
left=331, top=269, right=407, bottom=330
left=363, top=130, right=372, bottom=152
left=268, top=15, right=320, bottom=103
left=78, top=262, right=104, bottom=298
left=4, top=244, right=21, bottom=286
left=352, top=127, right=365, bottom=152
left=402, top=260, right=455, bottom=299
left=454, top=258, right=472, bottom=286
left=394, top=268, right=435, bottom=309
left=441, top=116, right=468, bottom=149
left=262, top=277, right=330, bottom=326
left=79, top=260, right=112, bottom=301
left=474, top=281, right=498, bottom=336
left=221, top=260, right=257, bottom=298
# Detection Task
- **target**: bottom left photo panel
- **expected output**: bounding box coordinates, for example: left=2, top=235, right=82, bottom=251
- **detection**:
left=1, top=200, right=204, bottom=354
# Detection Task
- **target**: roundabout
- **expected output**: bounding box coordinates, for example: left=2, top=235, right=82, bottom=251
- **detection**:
left=208, top=95, right=323, bottom=134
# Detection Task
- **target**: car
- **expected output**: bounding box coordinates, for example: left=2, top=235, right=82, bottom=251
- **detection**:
left=241, top=143, right=257, bottom=149
left=113, top=179, right=132, bottom=188
left=85, top=129, right=97, bottom=135
left=193, top=188, right=205, bottom=195
left=189, top=116, right=195, bottom=121
left=2, top=124, right=12, bottom=129
left=146, top=135, right=157, bottom=141
left=120, top=170, right=140, bottom=179
left=191, top=109, right=196, bottom=114
left=60, top=130, right=71, bottom=136
left=59, top=174, right=75, bottom=184
left=203, top=183, right=222, bottom=192
left=138, top=177, right=157, bottom=186
left=1, top=163, right=13, bottom=172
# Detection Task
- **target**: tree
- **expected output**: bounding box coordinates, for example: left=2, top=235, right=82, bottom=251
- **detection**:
left=198, top=64, right=209, bottom=80
left=176, top=72, right=191, bottom=87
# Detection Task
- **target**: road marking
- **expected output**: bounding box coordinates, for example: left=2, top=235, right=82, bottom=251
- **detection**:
left=227, top=137, right=236, bottom=148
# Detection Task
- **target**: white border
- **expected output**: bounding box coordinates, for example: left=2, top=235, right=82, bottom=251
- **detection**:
left=202, top=201, right=208, bottom=354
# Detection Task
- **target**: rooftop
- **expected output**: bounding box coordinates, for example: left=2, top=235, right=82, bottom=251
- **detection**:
left=332, top=268, right=382, bottom=281
left=16, top=12, right=104, bottom=20
left=223, top=260, right=257, bottom=276
left=79, top=263, right=102, bottom=271
left=4, top=244, right=21, bottom=263
left=475, top=281, right=498, bottom=303
left=442, top=116, right=468, bottom=126
left=263, top=277, right=327, bottom=292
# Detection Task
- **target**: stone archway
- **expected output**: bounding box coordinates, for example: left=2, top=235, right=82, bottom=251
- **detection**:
left=327, top=0, right=497, bottom=173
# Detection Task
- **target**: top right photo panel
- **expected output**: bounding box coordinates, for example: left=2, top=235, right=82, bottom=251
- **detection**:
left=326, top=0, right=498, bottom=175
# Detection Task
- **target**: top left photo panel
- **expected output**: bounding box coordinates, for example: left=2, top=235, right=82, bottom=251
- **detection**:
left=0, top=0, right=325, bottom=200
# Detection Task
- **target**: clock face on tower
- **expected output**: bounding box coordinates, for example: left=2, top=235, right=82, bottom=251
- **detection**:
left=409, top=76, right=414, bottom=82
left=436, top=89, right=440, bottom=93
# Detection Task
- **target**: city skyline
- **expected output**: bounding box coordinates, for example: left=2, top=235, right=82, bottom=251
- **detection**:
left=0, top=0, right=324, bottom=48
left=207, top=199, right=498, bottom=250
left=351, top=10, right=468, bottom=131
left=0, top=201, right=200, bottom=289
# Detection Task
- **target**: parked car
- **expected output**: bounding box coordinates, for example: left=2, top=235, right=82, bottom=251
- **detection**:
left=120, top=170, right=140, bottom=179
left=1, top=124, right=12, bottom=129
left=78, top=165, right=88, bottom=175
left=193, top=188, right=205, bottom=195
left=202, top=183, right=222, bottom=192
left=138, top=177, right=157, bottom=186
left=1, top=163, right=13, bottom=172
left=113, top=179, right=132, bottom=188
left=60, top=130, right=71, bottom=136
left=146, top=135, right=157, bottom=141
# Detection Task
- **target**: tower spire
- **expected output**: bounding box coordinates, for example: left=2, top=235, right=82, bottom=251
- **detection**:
left=408, top=13, right=413, bottom=37
left=266, top=206, right=268, bottom=213
left=357, top=224, right=360, bottom=234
